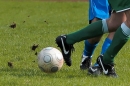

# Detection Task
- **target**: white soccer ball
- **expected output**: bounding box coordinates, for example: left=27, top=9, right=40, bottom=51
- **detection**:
left=37, top=47, right=64, bottom=73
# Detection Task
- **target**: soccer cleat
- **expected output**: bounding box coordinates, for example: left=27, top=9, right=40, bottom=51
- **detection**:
left=97, top=55, right=118, bottom=78
left=88, top=66, right=102, bottom=76
left=55, top=35, right=74, bottom=66
left=87, top=55, right=103, bottom=76
left=80, top=55, right=92, bottom=70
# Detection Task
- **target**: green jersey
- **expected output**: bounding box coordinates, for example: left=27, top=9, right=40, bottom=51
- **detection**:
left=109, top=0, right=130, bottom=12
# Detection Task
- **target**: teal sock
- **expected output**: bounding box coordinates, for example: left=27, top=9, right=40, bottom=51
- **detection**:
left=103, top=24, right=130, bottom=64
left=83, top=40, right=98, bottom=57
left=101, top=38, right=112, bottom=54
left=66, top=20, right=104, bottom=44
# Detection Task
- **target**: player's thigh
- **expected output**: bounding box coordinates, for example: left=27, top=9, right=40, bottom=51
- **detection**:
left=107, top=12, right=126, bottom=32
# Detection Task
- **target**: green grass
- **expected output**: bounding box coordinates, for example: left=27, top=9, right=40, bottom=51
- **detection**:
left=0, top=0, right=130, bottom=86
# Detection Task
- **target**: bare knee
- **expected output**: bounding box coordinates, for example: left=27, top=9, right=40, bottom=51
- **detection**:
left=107, top=12, right=126, bottom=32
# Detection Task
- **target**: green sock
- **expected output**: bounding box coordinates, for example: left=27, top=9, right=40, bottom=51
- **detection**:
left=66, top=20, right=103, bottom=44
left=103, top=26, right=130, bottom=64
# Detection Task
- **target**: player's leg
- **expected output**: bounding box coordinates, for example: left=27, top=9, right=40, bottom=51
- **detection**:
left=80, top=0, right=112, bottom=69
left=80, top=18, right=102, bottom=69
left=96, top=12, right=129, bottom=77
left=103, top=10, right=130, bottom=64
left=80, top=36, right=101, bottom=69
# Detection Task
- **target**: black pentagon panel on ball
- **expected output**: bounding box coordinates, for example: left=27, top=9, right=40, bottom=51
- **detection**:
left=51, top=66, right=58, bottom=73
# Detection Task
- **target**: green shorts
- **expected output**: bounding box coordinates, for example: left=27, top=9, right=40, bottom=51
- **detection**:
left=109, top=0, right=130, bottom=12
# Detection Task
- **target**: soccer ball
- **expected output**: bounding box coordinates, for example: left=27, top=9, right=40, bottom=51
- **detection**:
left=37, top=47, right=64, bottom=73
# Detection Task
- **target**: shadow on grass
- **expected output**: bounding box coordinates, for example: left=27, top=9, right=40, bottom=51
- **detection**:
left=0, top=67, right=90, bottom=78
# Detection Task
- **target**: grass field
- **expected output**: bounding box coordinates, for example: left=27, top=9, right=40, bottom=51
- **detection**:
left=0, top=0, right=130, bottom=86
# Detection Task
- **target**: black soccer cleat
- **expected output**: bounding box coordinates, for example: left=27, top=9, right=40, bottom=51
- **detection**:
left=97, top=55, right=118, bottom=78
left=55, top=35, right=74, bottom=66
left=88, top=66, right=102, bottom=76
left=80, top=56, right=92, bottom=70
